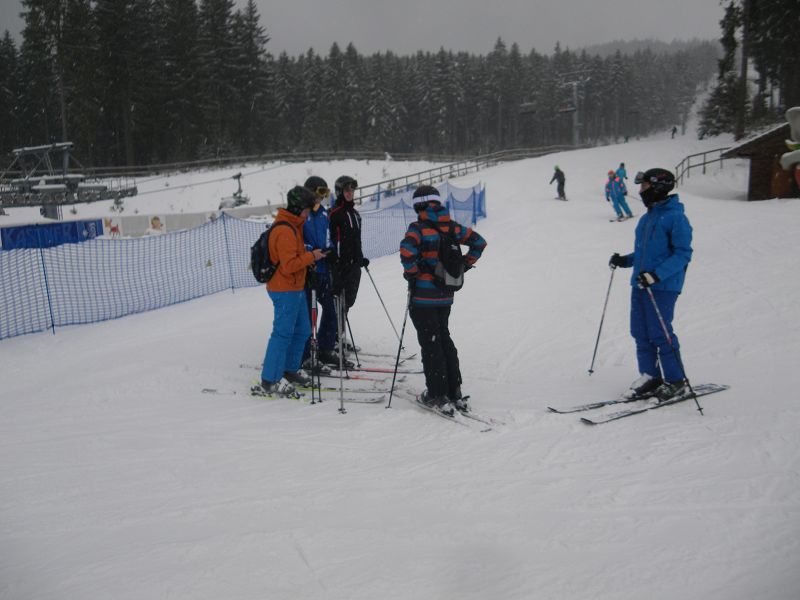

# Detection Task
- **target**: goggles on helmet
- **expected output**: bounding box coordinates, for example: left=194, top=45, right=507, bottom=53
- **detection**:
left=342, top=180, right=358, bottom=192
left=313, top=186, right=330, bottom=198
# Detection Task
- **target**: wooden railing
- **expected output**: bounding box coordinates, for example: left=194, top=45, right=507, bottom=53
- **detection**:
left=354, top=145, right=576, bottom=203
left=674, top=147, right=730, bottom=186
left=0, top=144, right=579, bottom=208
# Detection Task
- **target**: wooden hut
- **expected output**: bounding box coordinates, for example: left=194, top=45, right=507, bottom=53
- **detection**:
left=721, top=123, right=796, bottom=200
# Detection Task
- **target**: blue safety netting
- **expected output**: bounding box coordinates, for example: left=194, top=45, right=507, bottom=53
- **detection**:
left=0, top=182, right=485, bottom=340
left=361, top=182, right=486, bottom=258
left=0, top=219, right=103, bottom=249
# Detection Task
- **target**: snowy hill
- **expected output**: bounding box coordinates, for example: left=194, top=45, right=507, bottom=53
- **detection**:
left=0, top=159, right=448, bottom=227
left=2, top=131, right=799, bottom=600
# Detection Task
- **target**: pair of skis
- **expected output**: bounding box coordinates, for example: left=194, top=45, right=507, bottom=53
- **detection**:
left=220, top=355, right=421, bottom=405
left=548, top=383, right=729, bottom=425
left=390, top=388, right=505, bottom=432
left=203, top=385, right=386, bottom=404
left=240, top=360, right=423, bottom=377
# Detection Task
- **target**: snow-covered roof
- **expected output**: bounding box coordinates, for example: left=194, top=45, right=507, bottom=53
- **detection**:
left=721, top=122, right=790, bottom=158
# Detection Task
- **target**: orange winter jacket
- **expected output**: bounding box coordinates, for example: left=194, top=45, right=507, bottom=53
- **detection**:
left=266, top=208, right=315, bottom=292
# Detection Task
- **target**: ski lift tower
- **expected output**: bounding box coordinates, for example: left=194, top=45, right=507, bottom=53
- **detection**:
left=0, top=142, right=137, bottom=219
left=559, top=70, right=592, bottom=147
left=218, top=172, right=251, bottom=209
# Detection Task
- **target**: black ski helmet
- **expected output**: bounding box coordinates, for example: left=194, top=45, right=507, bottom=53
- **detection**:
left=304, top=175, right=328, bottom=191
left=412, top=184, right=441, bottom=213
left=334, top=175, right=358, bottom=197
left=635, top=168, right=675, bottom=206
left=286, top=185, right=316, bottom=215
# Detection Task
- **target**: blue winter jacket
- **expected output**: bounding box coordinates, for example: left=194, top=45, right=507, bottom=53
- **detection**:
left=605, top=177, right=627, bottom=202
left=620, top=194, right=693, bottom=293
left=303, top=205, right=332, bottom=274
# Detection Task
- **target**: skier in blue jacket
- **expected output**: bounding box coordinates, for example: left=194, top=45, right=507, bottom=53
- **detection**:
left=608, top=168, right=693, bottom=401
left=300, top=176, right=341, bottom=369
left=605, top=170, right=633, bottom=220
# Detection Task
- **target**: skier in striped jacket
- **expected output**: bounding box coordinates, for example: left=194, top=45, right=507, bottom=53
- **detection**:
left=400, top=185, right=487, bottom=415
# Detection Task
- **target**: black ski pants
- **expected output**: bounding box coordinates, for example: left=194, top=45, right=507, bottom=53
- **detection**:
left=410, top=305, right=461, bottom=399
left=334, top=264, right=362, bottom=312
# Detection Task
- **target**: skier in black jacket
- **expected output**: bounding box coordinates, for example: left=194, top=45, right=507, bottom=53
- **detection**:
left=328, top=175, right=369, bottom=348
left=549, top=165, right=566, bottom=200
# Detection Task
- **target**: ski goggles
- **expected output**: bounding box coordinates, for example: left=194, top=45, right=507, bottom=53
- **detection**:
left=342, top=180, right=358, bottom=192
left=313, top=186, right=330, bottom=198
left=633, top=171, right=647, bottom=184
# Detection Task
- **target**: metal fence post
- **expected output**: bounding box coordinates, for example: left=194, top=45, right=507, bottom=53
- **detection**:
left=221, top=212, right=237, bottom=293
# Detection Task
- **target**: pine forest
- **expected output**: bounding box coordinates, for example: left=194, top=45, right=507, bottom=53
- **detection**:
left=0, top=0, right=726, bottom=167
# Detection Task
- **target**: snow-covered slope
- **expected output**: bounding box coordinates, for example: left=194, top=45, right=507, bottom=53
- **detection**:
left=2, top=131, right=799, bottom=600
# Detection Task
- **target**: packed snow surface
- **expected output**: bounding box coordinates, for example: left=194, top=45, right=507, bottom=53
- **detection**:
left=2, top=130, right=799, bottom=599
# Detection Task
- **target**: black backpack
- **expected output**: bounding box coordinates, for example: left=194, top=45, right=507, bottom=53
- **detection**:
left=424, top=220, right=465, bottom=292
left=250, top=221, right=293, bottom=283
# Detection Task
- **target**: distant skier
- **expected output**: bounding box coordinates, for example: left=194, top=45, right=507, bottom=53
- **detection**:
left=605, top=170, right=633, bottom=220
left=608, top=168, right=693, bottom=402
left=616, top=162, right=627, bottom=181
left=400, top=185, right=487, bottom=416
left=671, top=126, right=678, bottom=139
left=550, top=166, right=566, bottom=200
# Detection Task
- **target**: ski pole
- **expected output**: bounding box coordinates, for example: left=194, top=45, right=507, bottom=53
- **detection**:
left=309, top=287, right=320, bottom=405
left=365, top=265, right=401, bottom=342
left=387, top=288, right=412, bottom=409
left=345, top=314, right=361, bottom=367
left=335, top=291, right=346, bottom=414
left=644, top=287, right=703, bottom=415
left=588, top=267, right=615, bottom=375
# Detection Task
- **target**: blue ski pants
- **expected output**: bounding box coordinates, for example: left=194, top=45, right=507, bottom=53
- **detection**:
left=611, top=195, right=633, bottom=218
left=630, top=287, right=683, bottom=382
left=261, top=290, right=310, bottom=383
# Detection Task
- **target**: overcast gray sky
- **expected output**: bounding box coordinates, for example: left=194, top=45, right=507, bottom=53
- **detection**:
left=1, top=0, right=723, bottom=56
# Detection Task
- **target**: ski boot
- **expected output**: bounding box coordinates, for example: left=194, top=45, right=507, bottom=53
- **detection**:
left=450, top=386, right=470, bottom=412
left=345, top=342, right=361, bottom=353
left=318, top=350, right=355, bottom=369
left=283, top=369, right=313, bottom=387
left=420, top=390, right=453, bottom=416
left=252, top=377, right=299, bottom=399
left=623, top=374, right=663, bottom=399
left=654, top=380, right=688, bottom=402
left=302, top=358, right=332, bottom=376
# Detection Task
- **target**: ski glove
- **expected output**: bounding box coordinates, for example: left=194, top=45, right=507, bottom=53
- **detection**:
left=636, top=271, right=659, bottom=288
left=608, top=253, right=627, bottom=269
left=361, top=258, right=370, bottom=268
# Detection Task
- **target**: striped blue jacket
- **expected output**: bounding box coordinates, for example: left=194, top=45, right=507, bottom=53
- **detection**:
left=400, top=203, right=487, bottom=306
